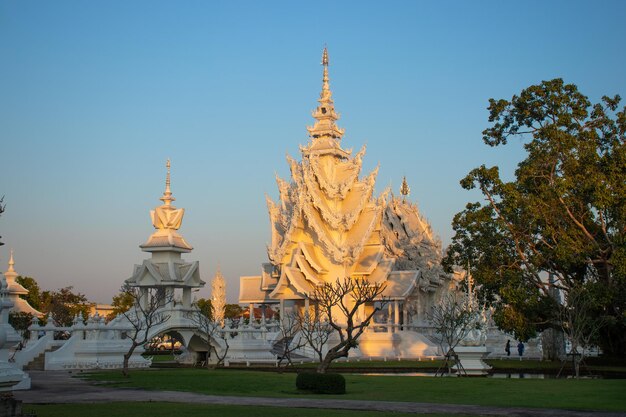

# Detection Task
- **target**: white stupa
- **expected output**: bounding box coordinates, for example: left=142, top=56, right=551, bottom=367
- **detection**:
left=3, top=251, right=42, bottom=317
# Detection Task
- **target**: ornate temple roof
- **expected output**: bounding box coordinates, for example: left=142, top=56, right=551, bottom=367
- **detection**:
left=239, top=276, right=277, bottom=304
left=240, top=49, right=441, bottom=307
left=128, top=259, right=203, bottom=288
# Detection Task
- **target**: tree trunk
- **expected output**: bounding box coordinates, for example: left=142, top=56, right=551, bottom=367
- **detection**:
left=122, top=352, right=131, bottom=377
left=541, top=328, right=565, bottom=361
left=122, top=343, right=138, bottom=377
left=317, top=356, right=333, bottom=374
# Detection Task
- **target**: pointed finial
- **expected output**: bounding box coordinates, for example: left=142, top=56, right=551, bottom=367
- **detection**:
left=321, top=47, right=330, bottom=95
left=7, top=249, right=15, bottom=272
left=165, top=158, right=171, bottom=193
left=322, top=46, right=329, bottom=66
left=400, top=176, right=410, bottom=202
left=160, top=159, right=175, bottom=206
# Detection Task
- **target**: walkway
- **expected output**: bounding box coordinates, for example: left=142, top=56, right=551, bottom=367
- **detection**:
left=14, top=371, right=626, bottom=417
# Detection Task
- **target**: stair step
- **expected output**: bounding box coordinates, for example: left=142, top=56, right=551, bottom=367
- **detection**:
left=24, top=345, right=61, bottom=371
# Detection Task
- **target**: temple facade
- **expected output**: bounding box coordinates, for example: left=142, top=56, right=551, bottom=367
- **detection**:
left=239, top=49, right=456, bottom=344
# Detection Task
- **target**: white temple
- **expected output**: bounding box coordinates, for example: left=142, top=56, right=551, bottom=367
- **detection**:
left=239, top=48, right=456, bottom=357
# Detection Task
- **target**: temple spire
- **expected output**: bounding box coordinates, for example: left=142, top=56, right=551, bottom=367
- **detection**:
left=160, top=159, right=175, bottom=206
left=400, top=176, right=410, bottom=202
left=306, top=47, right=345, bottom=142
left=321, top=47, right=330, bottom=98
left=144, top=160, right=190, bottom=251
left=7, top=249, right=15, bottom=273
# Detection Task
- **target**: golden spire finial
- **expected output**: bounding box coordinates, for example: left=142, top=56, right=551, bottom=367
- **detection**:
left=321, top=47, right=330, bottom=97
left=160, top=158, right=175, bottom=206
left=7, top=249, right=15, bottom=272
left=400, top=176, right=410, bottom=202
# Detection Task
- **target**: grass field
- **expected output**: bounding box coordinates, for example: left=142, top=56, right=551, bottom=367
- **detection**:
left=25, top=403, right=478, bottom=417
left=81, top=368, right=626, bottom=412
left=150, top=356, right=626, bottom=375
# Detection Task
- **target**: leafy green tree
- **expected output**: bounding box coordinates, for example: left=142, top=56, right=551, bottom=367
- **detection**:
left=108, top=290, right=135, bottom=321
left=9, top=311, right=34, bottom=339
left=15, top=276, right=42, bottom=311
left=224, top=304, right=243, bottom=320
left=196, top=298, right=213, bottom=320
left=444, top=79, right=626, bottom=355
left=40, top=287, right=91, bottom=326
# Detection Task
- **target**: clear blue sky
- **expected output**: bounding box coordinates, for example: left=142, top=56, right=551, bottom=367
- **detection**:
left=1, top=1, right=625, bottom=303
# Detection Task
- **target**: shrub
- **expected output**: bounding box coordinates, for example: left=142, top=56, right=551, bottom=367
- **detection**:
left=296, top=372, right=316, bottom=391
left=296, top=372, right=346, bottom=394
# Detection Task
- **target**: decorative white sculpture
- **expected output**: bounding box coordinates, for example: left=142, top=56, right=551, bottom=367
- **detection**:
left=127, top=160, right=204, bottom=308
left=455, top=273, right=491, bottom=375
left=211, top=268, right=226, bottom=326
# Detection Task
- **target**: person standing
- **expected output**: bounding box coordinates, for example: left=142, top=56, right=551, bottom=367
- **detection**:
left=517, top=341, right=525, bottom=360
left=505, top=340, right=511, bottom=357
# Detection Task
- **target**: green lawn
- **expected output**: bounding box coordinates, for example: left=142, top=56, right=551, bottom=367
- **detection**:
left=146, top=355, right=626, bottom=375
left=296, top=359, right=445, bottom=369
left=81, top=368, right=626, bottom=412
left=148, top=353, right=178, bottom=362
left=25, top=403, right=478, bottom=417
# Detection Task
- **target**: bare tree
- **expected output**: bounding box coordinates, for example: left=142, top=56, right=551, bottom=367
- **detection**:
left=428, top=292, right=476, bottom=375
left=297, top=310, right=333, bottom=364
left=310, top=278, right=387, bottom=373
left=119, top=284, right=172, bottom=377
left=188, top=309, right=229, bottom=369
left=274, top=312, right=306, bottom=369
left=559, top=284, right=605, bottom=378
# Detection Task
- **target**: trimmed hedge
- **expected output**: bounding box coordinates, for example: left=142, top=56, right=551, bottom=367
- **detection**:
left=296, top=372, right=346, bottom=394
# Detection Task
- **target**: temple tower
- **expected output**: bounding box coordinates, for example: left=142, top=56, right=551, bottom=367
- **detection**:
left=126, top=160, right=204, bottom=309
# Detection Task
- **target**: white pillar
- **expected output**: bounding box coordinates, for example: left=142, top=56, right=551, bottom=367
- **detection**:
left=182, top=288, right=191, bottom=308
left=279, top=298, right=285, bottom=324
left=166, top=288, right=174, bottom=307
left=394, top=300, right=400, bottom=331
left=141, top=288, right=149, bottom=310
left=249, top=303, right=255, bottom=321
left=304, top=297, right=310, bottom=314
left=402, top=303, right=408, bottom=331
left=358, top=303, right=366, bottom=330
left=387, top=303, right=393, bottom=333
